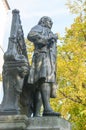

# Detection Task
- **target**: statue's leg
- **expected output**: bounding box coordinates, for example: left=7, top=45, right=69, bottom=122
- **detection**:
left=40, top=83, right=52, bottom=111
left=40, top=83, right=60, bottom=116
left=33, top=89, right=42, bottom=117
left=20, top=82, right=34, bottom=117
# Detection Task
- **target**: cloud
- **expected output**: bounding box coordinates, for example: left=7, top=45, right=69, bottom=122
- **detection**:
left=8, top=0, right=69, bottom=19
left=7, top=0, right=75, bottom=37
left=8, top=0, right=66, bottom=10
left=21, top=8, right=70, bottom=20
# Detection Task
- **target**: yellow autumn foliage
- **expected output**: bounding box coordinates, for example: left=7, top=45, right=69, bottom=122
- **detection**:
left=50, top=15, right=86, bottom=130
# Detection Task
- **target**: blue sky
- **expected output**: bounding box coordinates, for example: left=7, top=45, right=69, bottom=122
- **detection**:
left=7, top=0, right=76, bottom=37
left=0, top=0, right=76, bottom=103
left=3, top=0, right=76, bottom=51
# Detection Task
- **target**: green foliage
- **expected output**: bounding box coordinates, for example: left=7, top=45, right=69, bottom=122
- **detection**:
left=66, top=0, right=86, bottom=16
left=50, top=12, right=86, bottom=130
left=0, top=74, right=2, bottom=81
left=25, top=39, right=34, bottom=65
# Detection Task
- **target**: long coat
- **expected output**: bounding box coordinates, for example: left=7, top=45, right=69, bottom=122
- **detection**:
left=27, top=25, right=57, bottom=84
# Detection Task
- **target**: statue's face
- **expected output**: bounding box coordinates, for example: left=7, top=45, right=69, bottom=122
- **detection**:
left=45, top=18, right=53, bottom=29
left=38, top=16, right=53, bottom=29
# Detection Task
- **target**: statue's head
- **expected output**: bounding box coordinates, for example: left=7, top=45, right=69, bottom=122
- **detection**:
left=38, top=16, right=53, bottom=29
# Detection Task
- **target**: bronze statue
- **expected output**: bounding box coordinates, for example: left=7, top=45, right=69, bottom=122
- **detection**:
left=27, top=16, right=60, bottom=116
left=0, top=10, right=60, bottom=117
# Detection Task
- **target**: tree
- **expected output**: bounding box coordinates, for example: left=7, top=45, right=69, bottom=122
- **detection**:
left=66, top=0, right=86, bottom=17
left=50, top=1, right=86, bottom=130
left=0, top=74, right=2, bottom=81
left=25, top=39, right=34, bottom=65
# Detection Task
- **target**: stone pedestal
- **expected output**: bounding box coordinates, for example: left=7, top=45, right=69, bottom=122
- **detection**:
left=27, top=117, right=71, bottom=130
left=0, top=115, right=28, bottom=130
left=0, top=116, right=71, bottom=130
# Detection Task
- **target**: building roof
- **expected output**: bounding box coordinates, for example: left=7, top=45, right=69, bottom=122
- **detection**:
left=3, top=0, right=10, bottom=10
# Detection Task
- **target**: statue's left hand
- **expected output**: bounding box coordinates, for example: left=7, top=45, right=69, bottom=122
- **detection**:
left=48, top=33, right=58, bottom=43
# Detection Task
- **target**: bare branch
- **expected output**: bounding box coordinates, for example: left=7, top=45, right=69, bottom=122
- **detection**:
left=59, top=90, right=86, bottom=106
left=0, top=45, right=4, bottom=53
